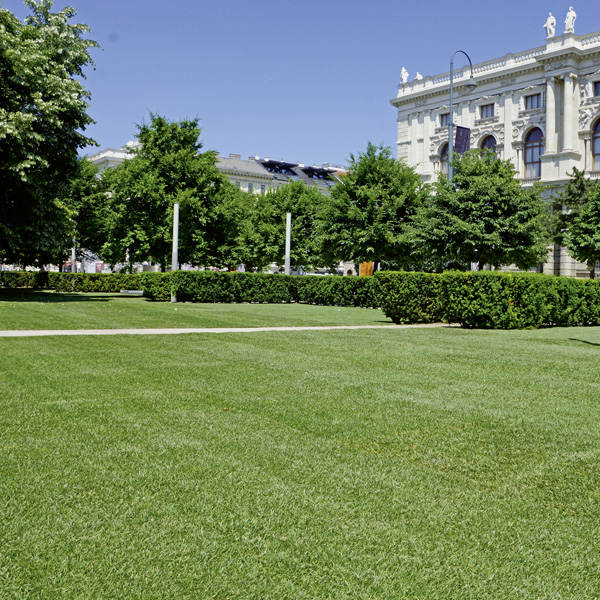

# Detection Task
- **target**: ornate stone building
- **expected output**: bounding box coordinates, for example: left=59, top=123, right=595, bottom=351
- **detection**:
left=390, top=11, right=600, bottom=276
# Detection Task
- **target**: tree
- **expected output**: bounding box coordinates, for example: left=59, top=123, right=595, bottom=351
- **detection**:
left=412, top=150, right=549, bottom=271
left=317, top=143, right=427, bottom=270
left=563, top=184, right=600, bottom=278
left=238, top=181, right=328, bottom=272
left=553, top=167, right=598, bottom=247
left=0, top=0, right=98, bottom=267
left=99, top=114, right=239, bottom=270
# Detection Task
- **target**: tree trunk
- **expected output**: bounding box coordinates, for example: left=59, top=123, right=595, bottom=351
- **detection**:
left=478, top=259, right=485, bottom=271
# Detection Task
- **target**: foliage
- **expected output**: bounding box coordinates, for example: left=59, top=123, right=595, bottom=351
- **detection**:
left=553, top=167, right=598, bottom=247
left=563, top=184, right=600, bottom=278
left=439, top=271, right=600, bottom=328
left=294, top=275, right=381, bottom=307
left=318, top=143, right=427, bottom=268
left=99, top=114, right=239, bottom=269
left=239, top=181, right=330, bottom=272
left=412, top=150, right=549, bottom=271
left=66, top=157, right=109, bottom=257
left=0, top=270, right=141, bottom=292
left=0, top=0, right=98, bottom=267
left=375, top=271, right=442, bottom=324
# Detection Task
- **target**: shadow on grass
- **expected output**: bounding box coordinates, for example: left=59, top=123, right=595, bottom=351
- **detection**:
left=0, top=289, right=136, bottom=303
left=569, top=338, right=600, bottom=348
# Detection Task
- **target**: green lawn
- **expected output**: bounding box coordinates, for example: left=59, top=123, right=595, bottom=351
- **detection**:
left=0, top=289, right=391, bottom=330
left=1, top=299, right=600, bottom=598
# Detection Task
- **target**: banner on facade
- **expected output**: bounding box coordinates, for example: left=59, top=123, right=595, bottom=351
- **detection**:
left=454, top=126, right=471, bottom=154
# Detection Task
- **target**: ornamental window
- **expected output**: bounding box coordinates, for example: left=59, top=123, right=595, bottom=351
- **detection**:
left=480, top=135, right=497, bottom=155
left=524, top=128, right=544, bottom=178
left=480, top=104, right=494, bottom=119
left=440, top=143, right=449, bottom=176
left=525, top=93, right=541, bottom=110
left=594, top=81, right=600, bottom=97
left=593, top=120, right=600, bottom=171
left=439, top=113, right=449, bottom=127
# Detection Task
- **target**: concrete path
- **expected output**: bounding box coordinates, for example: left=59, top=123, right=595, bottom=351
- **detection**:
left=0, top=323, right=445, bottom=338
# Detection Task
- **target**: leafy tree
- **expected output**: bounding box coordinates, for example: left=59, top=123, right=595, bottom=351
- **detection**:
left=563, top=184, right=600, bottom=278
left=239, top=181, right=328, bottom=272
left=0, top=0, right=98, bottom=267
left=553, top=167, right=598, bottom=246
left=317, top=143, right=427, bottom=270
left=66, top=157, right=108, bottom=257
left=100, top=114, right=238, bottom=270
left=412, top=150, right=549, bottom=271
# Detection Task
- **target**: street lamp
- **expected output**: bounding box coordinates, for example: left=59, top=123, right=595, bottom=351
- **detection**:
left=448, top=50, right=478, bottom=180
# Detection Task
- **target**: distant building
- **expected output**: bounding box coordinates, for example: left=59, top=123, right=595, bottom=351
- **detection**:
left=88, top=147, right=346, bottom=196
left=390, top=14, right=600, bottom=276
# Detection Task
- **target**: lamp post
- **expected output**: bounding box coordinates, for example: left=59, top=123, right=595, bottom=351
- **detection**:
left=448, top=50, right=478, bottom=180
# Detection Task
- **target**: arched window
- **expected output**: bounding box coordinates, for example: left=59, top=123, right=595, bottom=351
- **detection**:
left=480, top=135, right=496, bottom=152
left=440, top=143, right=448, bottom=176
left=593, top=120, right=600, bottom=171
left=524, top=128, right=544, bottom=178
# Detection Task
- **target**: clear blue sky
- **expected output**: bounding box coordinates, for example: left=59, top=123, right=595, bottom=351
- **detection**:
left=5, top=0, right=600, bottom=166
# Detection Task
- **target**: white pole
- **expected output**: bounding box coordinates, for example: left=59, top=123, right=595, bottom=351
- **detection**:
left=171, top=202, right=179, bottom=303
left=71, top=239, right=76, bottom=273
left=284, top=212, right=291, bottom=275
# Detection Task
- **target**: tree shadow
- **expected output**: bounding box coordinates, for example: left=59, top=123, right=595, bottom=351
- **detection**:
left=0, top=289, right=138, bottom=303
left=569, top=338, right=600, bottom=348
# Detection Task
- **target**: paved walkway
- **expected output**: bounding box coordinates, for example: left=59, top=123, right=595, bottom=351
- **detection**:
left=0, top=323, right=445, bottom=338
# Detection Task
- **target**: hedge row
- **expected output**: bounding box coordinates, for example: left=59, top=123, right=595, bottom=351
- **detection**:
left=0, top=271, right=141, bottom=292
left=3, top=270, right=600, bottom=329
left=140, top=272, right=382, bottom=307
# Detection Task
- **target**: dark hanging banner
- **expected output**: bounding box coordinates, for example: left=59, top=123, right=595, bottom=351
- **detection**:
left=454, top=126, right=471, bottom=154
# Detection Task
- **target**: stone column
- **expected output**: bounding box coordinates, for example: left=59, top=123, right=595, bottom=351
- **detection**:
left=423, top=110, right=432, bottom=176
left=545, top=78, right=557, bottom=153
left=563, top=74, right=576, bottom=152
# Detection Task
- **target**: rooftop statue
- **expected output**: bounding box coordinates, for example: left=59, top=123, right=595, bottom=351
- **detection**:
left=400, top=67, right=409, bottom=85
left=543, top=12, right=556, bottom=38
left=415, top=72, right=423, bottom=81
left=565, top=6, right=576, bottom=33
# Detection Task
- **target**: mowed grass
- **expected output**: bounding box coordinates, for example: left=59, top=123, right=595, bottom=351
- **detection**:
left=1, top=302, right=600, bottom=598
left=0, top=289, right=391, bottom=330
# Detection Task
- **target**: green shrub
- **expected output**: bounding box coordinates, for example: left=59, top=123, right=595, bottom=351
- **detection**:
left=375, top=272, right=442, bottom=324
left=294, top=275, right=381, bottom=307
left=139, top=273, right=173, bottom=301
left=1, top=272, right=37, bottom=288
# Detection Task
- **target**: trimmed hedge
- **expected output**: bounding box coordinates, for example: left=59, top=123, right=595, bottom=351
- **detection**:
left=439, top=271, right=600, bottom=329
left=140, top=272, right=381, bottom=307
left=4, top=269, right=600, bottom=329
left=375, top=272, right=442, bottom=324
left=295, top=275, right=381, bottom=308
left=0, top=271, right=141, bottom=292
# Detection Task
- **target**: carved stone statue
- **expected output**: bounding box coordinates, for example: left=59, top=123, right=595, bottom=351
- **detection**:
left=543, top=12, right=556, bottom=37
left=400, top=67, right=409, bottom=85
left=415, top=72, right=423, bottom=81
left=565, top=6, right=576, bottom=33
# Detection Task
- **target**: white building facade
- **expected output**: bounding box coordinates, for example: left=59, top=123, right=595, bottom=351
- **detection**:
left=390, top=14, right=600, bottom=276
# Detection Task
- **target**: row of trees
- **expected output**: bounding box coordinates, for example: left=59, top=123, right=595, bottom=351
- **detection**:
left=66, top=117, right=554, bottom=274
left=2, top=2, right=600, bottom=276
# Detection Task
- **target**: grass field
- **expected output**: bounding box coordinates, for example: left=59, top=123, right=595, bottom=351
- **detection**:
left=0, top=289, right=391, bottom=330
left=1, top=293, right=600, bottom=598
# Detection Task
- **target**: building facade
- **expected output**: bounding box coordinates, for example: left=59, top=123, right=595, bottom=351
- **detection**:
left=390, top=14, right=600, bottom=276
left=88, top=148, right=345, bottom=196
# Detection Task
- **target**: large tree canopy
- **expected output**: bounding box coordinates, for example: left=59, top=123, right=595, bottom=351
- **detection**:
left=0, top=0, right=98, bottom=266
left=318, top=143, right=427, bottom=269
left=100, top=114, right=240, bottom=269
left=412, top=150, right=549, bottom=271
